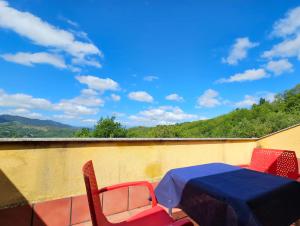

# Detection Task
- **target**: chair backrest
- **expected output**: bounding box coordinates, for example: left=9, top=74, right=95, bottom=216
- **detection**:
left=250, top=148, right=299, bottom=179
left=82, top=160, right=110, bottom=226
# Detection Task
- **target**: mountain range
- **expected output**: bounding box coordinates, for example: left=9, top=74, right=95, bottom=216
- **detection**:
left=0, top=115, right=77, bottom=138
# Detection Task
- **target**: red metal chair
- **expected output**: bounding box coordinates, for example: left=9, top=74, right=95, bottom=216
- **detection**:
left=240, top=148, right=300, bottom=180
left=82, top=160, right=193, bottom=226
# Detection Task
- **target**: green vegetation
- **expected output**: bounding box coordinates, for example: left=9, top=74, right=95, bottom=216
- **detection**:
left=0, top=115, right=77, bottom=138
left=127, top=84, right=300, bottom=138
left=2, top=84, right=300, bottom=138
left=75, top=116, right=127, bottom=138
left=0, top=122, right=76, bottom=138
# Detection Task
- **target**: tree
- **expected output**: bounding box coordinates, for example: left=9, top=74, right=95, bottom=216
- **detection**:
left=150, top=125, right=181, bottom=138
left=93, top=116, right=127, bottom=138
left=75, top=128, right=91, bottom=137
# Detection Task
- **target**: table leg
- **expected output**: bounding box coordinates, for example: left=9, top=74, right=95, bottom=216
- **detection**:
left=168, top=207, right=172, bottom=216
left=295, top=219, right=300, bottom=226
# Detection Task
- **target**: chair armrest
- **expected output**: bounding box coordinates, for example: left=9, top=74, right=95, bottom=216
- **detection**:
left=98, top=181, right=157, bottom=207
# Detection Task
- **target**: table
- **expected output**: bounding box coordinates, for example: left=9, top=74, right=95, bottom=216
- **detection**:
left=155, top=163, right=300, bottom=226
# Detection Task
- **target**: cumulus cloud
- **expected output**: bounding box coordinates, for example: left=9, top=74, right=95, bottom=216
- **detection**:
left=111, top=94, right=121, bottom=101
left=235, top=95, right=257, bottom=108
left=128, top=91, right=153, bottom=103
left=144, top=75, right=159, bottom=81
left=0, top=88, right=101, bottom=119
left=165, top=93, right=184, bottom=102
left=81, top=118, right=97, bottom=124
left=76, top=75, right=119, bottom=92
left=222, top=37, right=259, bottom=65
left=0, top=108, right=43, bottom=119
left=265, top=59, right=293, bottom=75
left=0, top=89, right=52, bottom=110
left=54, top=102, right=98, bottom=116
left=262, top=7, right=300, bottom=60
left=0, top=1, right=101, bottom=68
left=128, top=106, right=197, bottom=126
left=235, top=92, right=276, bottom=108
left=271, top=6, right=300, bottom=38
left=1, top=52, right=67, bottom=68
left=217, top=68, right=268, bottom=83
left=262, top=36, right=300, bottom=59
left=80, top=89, right=98, bottom=96
left=197, top=89, right=221, bottom=108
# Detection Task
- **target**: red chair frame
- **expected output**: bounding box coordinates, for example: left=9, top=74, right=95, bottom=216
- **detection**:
left=82, top=160, right=193, bottom=226
left=241, top=148, right=300, bottom=180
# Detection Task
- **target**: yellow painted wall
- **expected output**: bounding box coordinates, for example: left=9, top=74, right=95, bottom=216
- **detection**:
left=0, top=139, right=256, bottom=208
left=258, top=124, right=300, bottom=157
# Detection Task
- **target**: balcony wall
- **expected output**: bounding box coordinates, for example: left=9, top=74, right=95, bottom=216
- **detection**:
left=257, top=123, right=300, bottom=155
left=0, top=138, right=257, bottom=208
left=1, top=123, right=300, bottom=210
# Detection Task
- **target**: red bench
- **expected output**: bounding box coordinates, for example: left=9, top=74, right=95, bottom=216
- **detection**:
left=240, top=148, right=300, bottom=180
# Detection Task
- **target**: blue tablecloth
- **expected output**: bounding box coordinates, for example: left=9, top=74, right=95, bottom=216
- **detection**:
left=155, top=163, right=300, bottom=226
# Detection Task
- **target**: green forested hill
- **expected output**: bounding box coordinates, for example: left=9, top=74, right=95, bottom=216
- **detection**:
left=3, top=83, right=300, bottom=139
left=127, top=84, right=300, bottom=138
left=0, top=115, right=77, bottom=138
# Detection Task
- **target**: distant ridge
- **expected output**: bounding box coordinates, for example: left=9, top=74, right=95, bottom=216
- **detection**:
left=0, top=114, right=73, bottom=128
left=0, top=114, right=77, bottom=138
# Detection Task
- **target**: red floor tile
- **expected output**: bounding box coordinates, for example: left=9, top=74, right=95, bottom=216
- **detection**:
left=0, top=204, right=32, bottom=226
left=71, top=195, right=91, bottom=225
left=128, top=185, right=150, bottom=210
left=72, top=221, right=92, bottom=226
left=33, top=197, right=71, bottom=226
left=102, top=187, right=128, bottom=216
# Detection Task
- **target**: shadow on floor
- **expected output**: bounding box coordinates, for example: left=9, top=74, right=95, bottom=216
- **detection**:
left=0, top=170, right=46, bottom=226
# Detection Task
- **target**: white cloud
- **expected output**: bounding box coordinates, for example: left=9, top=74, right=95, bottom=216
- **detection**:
left=222, top=37, right=259, bottom=65
left=0, top=88, right=100, bottom=118
left=111, top=94, right=121, bottom=101
left=0, top=108, right=43, bottom=119
left=128, top=106, right=197, bottom=126
left=165, top=93, right=184, bottom=102
left=128, top=91, right=153, bottom=103
left=197, top=89, right=221, bottom=108
left=112, top=112, right=126, bottom=117
left=0, top=89, right=52, bottom=109
left=271, top=6, right=300, bottom=38
left=59, top=16, right=79, bottom=28
left=54, top=88, right=103, bottom=116
left=235, top=95, right=257, bottom=108
left=81, top=118, right=97, bottom=124
left=265, top=59, right=293, bottom=75
left=54, top=101, right=98, bottom=116
left=262, top=7, right=300, bottom=60
left=217, top=68, right=268, bottom=83
left=80, top=89, right=98, bottom=96
left=76, top=75, right=119, bottom=92
left=0, top=1, right=101, bottom=67
left=262, top=36, right=300, bottom=59
left=1, top=52, right=67, bottom=68
left=144, top=75, right=159, bottom=81
left=264, top=92, right=276, bottom=102
left=71, top=57, right=101, bottom=68
left=235, top=92, right=276, bottom=108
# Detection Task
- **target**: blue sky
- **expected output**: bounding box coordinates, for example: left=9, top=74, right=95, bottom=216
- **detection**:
left=0, top=0, right=300, bottom=127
